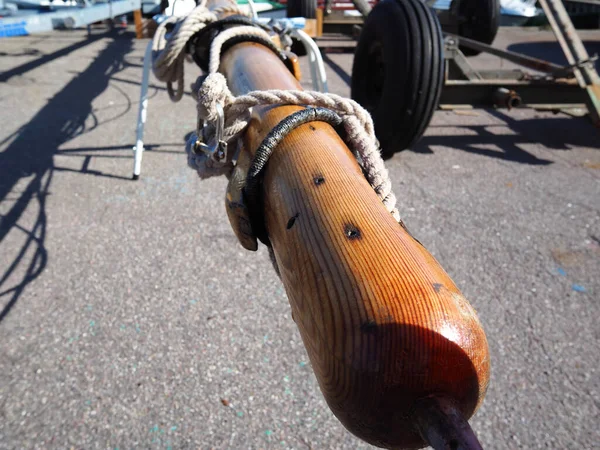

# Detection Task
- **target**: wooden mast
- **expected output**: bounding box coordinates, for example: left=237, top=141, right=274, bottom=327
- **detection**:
left=207, top=1, right=490, bottom=447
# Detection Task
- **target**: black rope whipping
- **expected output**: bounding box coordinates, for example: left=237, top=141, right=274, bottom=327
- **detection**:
left=244, top=107, right=344, bottom=245
left=219, top=34, right=284, bottom=65
left=188, top=16, right=261, bottom=70
left=188, top=16, right=288, bottom=73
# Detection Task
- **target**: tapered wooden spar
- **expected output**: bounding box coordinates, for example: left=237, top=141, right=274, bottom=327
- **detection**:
left=208, top=1, right=490, bottom=448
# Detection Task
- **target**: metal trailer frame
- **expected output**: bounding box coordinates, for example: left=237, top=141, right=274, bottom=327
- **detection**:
left=313, top=0, right=599, bottom=126
left=0, top=0, right=141, bottom=38
left=439, top=0, right=600, bottom=127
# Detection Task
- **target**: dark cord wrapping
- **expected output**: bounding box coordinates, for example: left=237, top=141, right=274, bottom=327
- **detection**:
left=187, top=16, right=291, bottom=74
left=244, top=107, right=344, bottom=246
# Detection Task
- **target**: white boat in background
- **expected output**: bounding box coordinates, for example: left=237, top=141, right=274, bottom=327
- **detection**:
left=500, top=0, right=541, bottom=25
left=4, top=0, right=87, bottom=10
left=430, top=0, right=542, bottom=26
left=140, top=0, right=283, bottom=17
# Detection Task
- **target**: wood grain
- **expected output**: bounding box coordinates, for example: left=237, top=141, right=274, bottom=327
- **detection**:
left=212, top=4, right=490, bottom=448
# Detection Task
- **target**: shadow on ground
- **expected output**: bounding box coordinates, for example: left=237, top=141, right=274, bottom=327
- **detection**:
left=413, top=109, right=599, bottom=164
left=0, top=30, right=135, bottom=322
left=322, top=53, right=352, bottom=87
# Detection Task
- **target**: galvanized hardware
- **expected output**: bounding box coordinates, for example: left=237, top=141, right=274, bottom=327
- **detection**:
left=193, top=103, right=229, bottom=162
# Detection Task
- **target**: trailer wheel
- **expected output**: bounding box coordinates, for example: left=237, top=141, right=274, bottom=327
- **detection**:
left=287, top=0, right=317, bottom=18
left=453, top=0, right=500, bottom=56
left=351, top=0, right=444, bottom=158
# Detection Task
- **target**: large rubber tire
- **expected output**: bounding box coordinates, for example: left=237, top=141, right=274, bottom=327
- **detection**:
left=453, top=0, right=500, bottom=56
left=351, top=0, right=444, bottom=158
left=287, top=0, right=317, bottom=18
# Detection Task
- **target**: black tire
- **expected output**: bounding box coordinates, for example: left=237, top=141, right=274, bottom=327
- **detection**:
left=453, top=0, right=500, bottom=56
left=351, top=0, right=444, bottom=158
left=287, top=0, right=317, bottom=19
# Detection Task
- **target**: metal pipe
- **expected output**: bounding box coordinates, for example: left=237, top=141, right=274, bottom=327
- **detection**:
left=537, top=0, right=600, bottom=125
left=292, top=29, right=329, bottom=92
left=493, top=87, right=522, bottom=109
left=132, top=40, right=153, bottom=180
left=445, top=33, right=574, bottom=78
left=537, top=0, right=596, bottom=85
left=413, top=396, right=484, bottom=450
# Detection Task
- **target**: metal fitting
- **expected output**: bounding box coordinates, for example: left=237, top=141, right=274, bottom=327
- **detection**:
left=193, top=103, right=228, bottom=162
left=493, top=88, right=522, bottom=110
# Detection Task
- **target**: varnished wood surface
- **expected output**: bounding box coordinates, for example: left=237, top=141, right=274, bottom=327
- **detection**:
left=212, top=3, right=490, bottom=448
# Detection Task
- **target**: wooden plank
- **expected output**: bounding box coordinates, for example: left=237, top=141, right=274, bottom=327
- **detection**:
left=303, top=18, right=318, bottom=38
left=316, top=8, right=323, bottom=37
left=133, top=9, right=143, bottom=39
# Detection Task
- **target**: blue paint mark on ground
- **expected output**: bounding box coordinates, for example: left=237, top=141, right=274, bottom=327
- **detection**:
left=557, top=267, right=566, bottom=276
left=298, top=361, right=307, bottom=368
left=170, top=425, right=177, bottom=431
left=572, top=284, right=586, bottom=292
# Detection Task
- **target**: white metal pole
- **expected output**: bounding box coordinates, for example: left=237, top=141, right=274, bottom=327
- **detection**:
left=133, top=40, right=153, bottom=180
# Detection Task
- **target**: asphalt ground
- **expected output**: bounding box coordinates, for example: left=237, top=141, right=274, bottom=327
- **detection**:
left=0, top=25, right=599, bottom=449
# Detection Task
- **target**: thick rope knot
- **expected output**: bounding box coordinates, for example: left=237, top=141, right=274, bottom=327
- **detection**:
left=190, top=75, right=401, bottom=221
left=194, top=73, right=234, bottom=123
left=192, top=73, right=251, bottom=154
left=195, top=86, right=401, bottom=221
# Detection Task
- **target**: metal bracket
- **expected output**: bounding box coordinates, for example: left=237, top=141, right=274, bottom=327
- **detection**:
left=193, top=103, right=229, bottom=162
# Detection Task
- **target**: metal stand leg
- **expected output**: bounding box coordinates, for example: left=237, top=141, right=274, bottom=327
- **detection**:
left=292, top=29, right=329, bottom=93
left=538, top=0, right=600, bottom=126
left=133, top=40, right=153, bottom=180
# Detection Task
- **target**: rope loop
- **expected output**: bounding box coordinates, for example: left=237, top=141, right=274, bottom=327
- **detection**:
left=151, top=1, right=250, bottom=102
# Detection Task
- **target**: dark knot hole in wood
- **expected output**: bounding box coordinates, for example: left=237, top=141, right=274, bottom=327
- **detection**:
left=344, top=223, right=361, bottom=240
left=286, top=212, right=300, bottom=230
